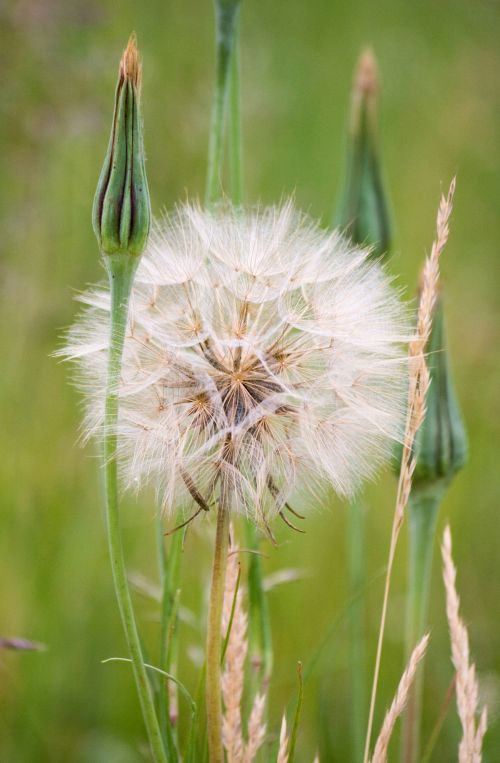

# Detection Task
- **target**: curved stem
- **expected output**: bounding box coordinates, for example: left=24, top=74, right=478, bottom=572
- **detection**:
left=104, top=254, right=167, bottom=763
left=206, top=492, right=230, bottom=763
left=401, top=487, right=442, bottom=763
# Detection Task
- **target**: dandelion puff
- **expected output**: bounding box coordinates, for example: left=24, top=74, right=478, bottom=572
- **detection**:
left=58, top=203, right=409, bottom=525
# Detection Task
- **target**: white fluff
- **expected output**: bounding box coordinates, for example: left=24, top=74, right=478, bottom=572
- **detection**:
left=61, top=202, right=409, bottom=528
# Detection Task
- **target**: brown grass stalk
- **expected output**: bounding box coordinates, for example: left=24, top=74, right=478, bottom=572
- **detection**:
left=221, top=533, right=267, bottom=763
left=370, top=634, right=429, bottom=763
left=441, top=525, right=487, bottom=763
left=222, top=539, right=248, bottom=762
left=363, top=179, right=456, bottom=763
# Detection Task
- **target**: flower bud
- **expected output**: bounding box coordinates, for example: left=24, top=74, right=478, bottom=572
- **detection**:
left=412, top=295, right=468, bottom=490
left=92, top=34, right=151, bottom=257
left=335, top=49, right=392, bottom=261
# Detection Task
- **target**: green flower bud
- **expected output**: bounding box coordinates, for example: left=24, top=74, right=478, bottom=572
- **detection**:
left=335, top=49, right=392, bottom=261
left=92, top=34, right=151, bottom=257
left=413, top=295, right=468, bottom=490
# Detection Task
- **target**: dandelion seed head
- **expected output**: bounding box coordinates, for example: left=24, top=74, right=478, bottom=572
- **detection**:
left=61, top=202, right=409, bottom=526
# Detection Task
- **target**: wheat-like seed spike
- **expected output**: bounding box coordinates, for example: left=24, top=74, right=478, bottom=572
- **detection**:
left=370, top=634, right=429, bottom=763
left=276, top=715, right=289, bottom=763
left=363, top=179, right=455, bottom=763
left=398, top=177, right=456, bottom=530
left=221, top=536, right=248, bottom=763
left=441, top=525, right=487, bottom=763
left=243, top=693, right=267, bottom=763
left=120, top=33, right=142, bottom=88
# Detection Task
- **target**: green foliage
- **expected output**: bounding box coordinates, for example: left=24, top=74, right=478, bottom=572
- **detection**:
left=1, top=1, right=499, bottom=761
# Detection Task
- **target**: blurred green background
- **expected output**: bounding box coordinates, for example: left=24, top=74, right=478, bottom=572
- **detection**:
left=1, top=0, right=499, bottom=760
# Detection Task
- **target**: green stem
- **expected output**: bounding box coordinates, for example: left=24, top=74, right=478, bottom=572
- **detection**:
left=156, top=520, right=183, bottom=757
left=401, top=486, right=443, bottom=763
left=245, top=520, right=273, bottom=688
left=206, top=494, right=230, bottom=763
left=104, top=254, right=167, bottom=763
left=206, top=1, right=241, bottom=206
left=347, top=494, right=367, bottom=763
left=228, top=32, right=243, bottom=206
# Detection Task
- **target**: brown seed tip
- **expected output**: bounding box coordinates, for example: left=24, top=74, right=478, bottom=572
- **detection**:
left=355, top=47, right=379, bottom=98
left=120, top=33, right=141, bottom=87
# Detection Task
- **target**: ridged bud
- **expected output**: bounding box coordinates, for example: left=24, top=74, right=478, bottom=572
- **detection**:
left=335, top=49, right=392, bottom=261
left=92, top=35, right=150, bottom=257
left=412, top=295, right=468, bottom=490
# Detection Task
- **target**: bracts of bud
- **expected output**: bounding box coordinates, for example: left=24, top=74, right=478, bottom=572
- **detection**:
left=412, top=294, right=468, bottom=492
left=401, top=292, right=468, bottom=763
left=92, top=34, right=151, bottom=258
left=335, top=49, right=392, bottom=261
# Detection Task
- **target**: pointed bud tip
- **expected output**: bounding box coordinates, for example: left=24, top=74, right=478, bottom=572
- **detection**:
left=120, top=33, right=141, bottom=87
left=355, top=48, right=379, bottom=98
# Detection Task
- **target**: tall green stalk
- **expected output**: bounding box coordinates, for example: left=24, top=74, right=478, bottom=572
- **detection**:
left=228, top=33, right=243, bottom=206
left=227, top=19, right=273, bottom=696
left=401, top=486, right=442, bottom=763
left=346, top=494, right=366, bottom=762
left=203, top=6, right=243, bottom=759
left=399, top=297, right=468, bottom=763
left=104, top=255, right=167, bottom=763
left=334, top=49, right=391, bottom=762
left=156, top=519, right=183, bottom=757
left=206, top=0, right=242, bottom=206
left=245, top=520, right=273, bottom=689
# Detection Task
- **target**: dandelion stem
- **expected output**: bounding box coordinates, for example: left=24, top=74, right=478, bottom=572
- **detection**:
left=401, top=487, right=442, bottom=763
left=104, top=254, right=167, bottom=763
left=206, top=0, right=241, bottom=206
left=206, top=489, right=231, bottom=762
left=347, top=494, right=367, bottom=763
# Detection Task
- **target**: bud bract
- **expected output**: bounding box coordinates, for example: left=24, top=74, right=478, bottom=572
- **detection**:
left=413, top=296, right=468, bottom=490
left=336, top=49, right=392, bottom=261
left=92, top=35, right=150, bottom=257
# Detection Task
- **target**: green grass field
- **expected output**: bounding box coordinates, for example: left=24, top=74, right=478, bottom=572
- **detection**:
left=1, top=0, right=499, bottom=760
